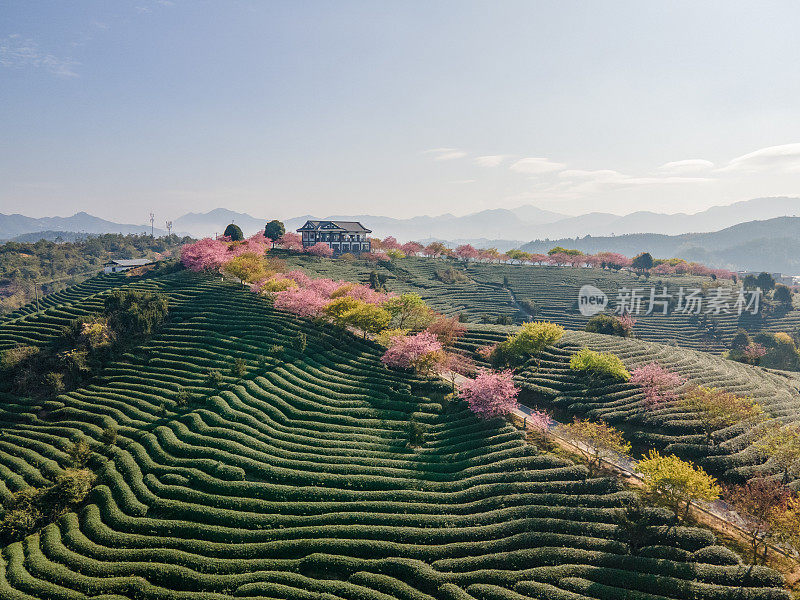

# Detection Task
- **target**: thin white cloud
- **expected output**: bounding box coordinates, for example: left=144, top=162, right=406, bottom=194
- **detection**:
left=509, top=157, right=566, bottom=175
left=449, top=179, right=476, bottom=184
left=625, top=176, right=713, bottom=186
left=658, top=159, right=714, bottom=173
left=549, top=168, right=712, bottom=197
left=424, top=148, right=467, bottom=161
left=559, top=169, right=627, bottom=182
left=718, top=143, right=800, bottom=173
left=0, top=34, right=78, bottom=77
left=474, top=155, right=508, bottom=167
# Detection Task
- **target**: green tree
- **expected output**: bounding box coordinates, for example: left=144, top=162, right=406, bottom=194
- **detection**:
left=264, top=220, right=285, bottom=246
left=223, top=253, right=267, bottom=283
left=104, top=289, right=169, bottom=338
left=490, top=321, right=564, bottom=369
left=343, top=302, right=391, bottom=338
left=385, top=293, right=434, bottom=331
left=100, top=425, right=118, bottom=446
left=755, top=423, right=800, bottom=485
left=638, top=450, right=721, bottom=519
left=585, top=314, right=632, bottom=337
left=66, top=438, right=93, bottom=468
left=569, top=348, right=630, bottom=381
left=230, top=357, right=247, bottom=378
left=324, top=296, right=361, bottom=327
left=631, top=252, right=654, bottom=273
left=743, top=274, right=759, bottom=290
left=223, top=223, right=244, bottom=241
left=725, top=478, right=790, bottom=564
left=756, top=272, right=776, bottom=291
left=774, top=284, right=793, bottom=308
left=557, top=418, right=631, bottom=477
left=368, top=270, right=384, bottom=291
left=681, top=386, right=762, bottom=446
left=548, top=246, right=582, bottom=256
left=730, top=328, right=752, bottom=351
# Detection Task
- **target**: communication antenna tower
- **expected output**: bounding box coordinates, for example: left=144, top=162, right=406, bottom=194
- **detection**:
left=149, top=212, right=155, bottom=237
left=166, top=221, right=173, bottom=236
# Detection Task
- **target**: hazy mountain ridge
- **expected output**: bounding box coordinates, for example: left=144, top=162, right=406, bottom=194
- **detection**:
left=0, top=212, right=165, bottom=240
left=520, top=216, right=800, bottom=273
left=5, top=197, right=799, bottom=243
left=5, top=197, right=800, bottom=272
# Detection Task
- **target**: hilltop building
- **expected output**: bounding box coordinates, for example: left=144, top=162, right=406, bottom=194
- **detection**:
left=103, top=258, right=153, bottom=273
left=297, top=220, right=372, bottom=256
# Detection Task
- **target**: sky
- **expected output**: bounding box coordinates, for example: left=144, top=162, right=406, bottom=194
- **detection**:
left=3, top=1, right=800, bottom=224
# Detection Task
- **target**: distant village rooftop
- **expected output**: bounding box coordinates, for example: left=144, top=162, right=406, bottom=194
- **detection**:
left=103, top=258, right=154, bottom=273
left=297, top=220, right=371, bottom=255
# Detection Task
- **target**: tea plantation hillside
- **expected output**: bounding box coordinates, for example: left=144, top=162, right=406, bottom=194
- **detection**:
left=283, top=255, right=793, bottom=352
left=456, top=324, right=800, bottom=486
left=0, top=270, right=788, bottom=599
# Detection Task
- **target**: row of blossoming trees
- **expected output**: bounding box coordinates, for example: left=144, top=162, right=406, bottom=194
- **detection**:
left=194, top=227, right=733, bottom=280
left=370, top=236, right=735, bottom=279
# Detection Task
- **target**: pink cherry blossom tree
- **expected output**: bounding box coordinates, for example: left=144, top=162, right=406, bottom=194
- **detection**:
left=651, top=263, right=677, bottom=275
left=592, top=252, right=628, bottom=270
left=524, top=408, right=554, bottom=433
left=743, top=343, right=767, bottom=365
left=459, top=369, right=520, bottom=419
left=381, top=236, right=402, bottom=251
left=455, top=244, right=479, bottom=262
left=180, top=238, right=232, bottom=272
left=307, top=242, right=334, bottom=257
left=630, top=362, right=686, bottom=407
left=547, top=252, right=570, bottom=267
left=618, top=314, right=636, bottom=336
left=381, top=331, right=443, bottom=370
left=401, top=241, right=424, bottom=256
left=364, top=250, right=389, bottom=262
left=277, top=232, right=303, bottom=251
left=272, top=287, right=329, bottom=318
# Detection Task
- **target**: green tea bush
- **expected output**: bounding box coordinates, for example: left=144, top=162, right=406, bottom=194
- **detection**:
left=569, top=348, right=631, bottom=381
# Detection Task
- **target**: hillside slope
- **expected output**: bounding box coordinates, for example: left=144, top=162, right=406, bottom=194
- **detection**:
left=285, top=255, right=798, bottom=352
left=456, top=325, right=800, bottom=486
left=0, top=271, right=787, bottom=599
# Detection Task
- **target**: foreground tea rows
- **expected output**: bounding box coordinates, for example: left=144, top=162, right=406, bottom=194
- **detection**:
left=0, top=271, right=788, bottom=598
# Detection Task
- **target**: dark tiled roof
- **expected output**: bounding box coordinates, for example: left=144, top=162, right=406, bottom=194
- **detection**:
left=105, top=259, right=153, bottom=267
left=297, top=220, right=371, bottom=233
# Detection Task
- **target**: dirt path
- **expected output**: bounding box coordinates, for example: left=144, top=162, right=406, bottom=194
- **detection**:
left=446, top=368, right=795, bottom=563
left=509, top=402, right=798, bottom=565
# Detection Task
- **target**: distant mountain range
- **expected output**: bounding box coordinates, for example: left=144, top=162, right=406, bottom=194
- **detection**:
left=170, top=196, right=800, bottom=242
left=170, top=205, right=567, bottom=241
left=0, top=211, right=165, bottom=240
left=5, top=197, right=800, bottom=272
left=521, top=216, right=800, bottom=274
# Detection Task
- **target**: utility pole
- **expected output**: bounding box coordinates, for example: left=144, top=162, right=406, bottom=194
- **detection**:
left=149, top=212, right=155, bottom=237
left=165, top=221, right=173, bottom=236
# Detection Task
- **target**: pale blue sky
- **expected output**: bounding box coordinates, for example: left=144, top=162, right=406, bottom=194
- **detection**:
left=3, top=1, right=800, bottom=223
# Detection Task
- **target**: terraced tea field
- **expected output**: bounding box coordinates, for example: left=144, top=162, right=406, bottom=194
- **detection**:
left=456, top=324, right=800, bottom=486
left=0, top=270, right=788, bottom=599
left=285, top=255, right=792, bottom=352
